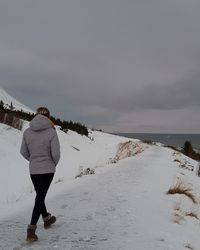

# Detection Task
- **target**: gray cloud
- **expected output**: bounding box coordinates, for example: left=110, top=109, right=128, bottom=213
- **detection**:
left=1, top=0, right=200, bottom=132
left=109, top=71, right=200, bottom=112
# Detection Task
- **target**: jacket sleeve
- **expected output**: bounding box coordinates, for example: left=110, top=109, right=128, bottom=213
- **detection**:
left=20, top=134, right=30, bottom=161
left=50, top=131, right=60, bottom=166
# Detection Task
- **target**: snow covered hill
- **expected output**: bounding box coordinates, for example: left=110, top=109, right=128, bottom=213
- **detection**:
left=0, top=123, right=200, bottom=250
left=0, top=87, right=33, bottom=113
left=0, top=92, right=200, bottom=249
left=0, top=122, right=140, bottom=217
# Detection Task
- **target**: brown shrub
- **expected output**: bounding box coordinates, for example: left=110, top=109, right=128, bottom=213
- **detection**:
left=185, top=212, right=199, bottom=220
left=167, top=182, right=197, bottom=204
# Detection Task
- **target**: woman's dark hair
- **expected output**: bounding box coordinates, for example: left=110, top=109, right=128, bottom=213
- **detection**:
left=36, top=107, right=50, bottom=118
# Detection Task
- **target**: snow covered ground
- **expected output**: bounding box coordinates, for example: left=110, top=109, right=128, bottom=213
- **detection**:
left=1, top=87, right=200, bottom=250
left=0, top=121, right=200, bottom=250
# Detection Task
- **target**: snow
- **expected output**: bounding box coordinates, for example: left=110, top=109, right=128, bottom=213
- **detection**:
left=1, top=89, right=200, bottom=249
left=0, top=87, right=34, bottom=113
left=0, top=124, right=200, bottom=249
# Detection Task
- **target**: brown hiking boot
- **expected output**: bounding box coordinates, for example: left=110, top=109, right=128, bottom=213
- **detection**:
left=43, top=213, right=56, bottom=229
left=27, top=225, right=38, bottom=242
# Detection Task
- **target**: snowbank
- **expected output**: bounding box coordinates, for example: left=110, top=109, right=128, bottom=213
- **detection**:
left=0, top=122, right=200, bottom=249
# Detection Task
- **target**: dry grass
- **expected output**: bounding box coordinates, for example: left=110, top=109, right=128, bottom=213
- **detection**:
left=174, top=159, right=181, bottom=163
left=142, top=140, right=153, bottom=145
left=185, top=243, right=194, bottom=249
left=185, top=212, right=199, bottom=220
left=113, top=141, right=143, bottom=161
left=167, top=182, right=197, bottom=204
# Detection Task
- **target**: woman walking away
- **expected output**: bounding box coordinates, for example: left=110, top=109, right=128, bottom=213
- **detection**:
left=20, top=107, right=60, bottom=242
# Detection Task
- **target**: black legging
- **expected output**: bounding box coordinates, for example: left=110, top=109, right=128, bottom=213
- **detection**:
left=30, top=173, right=54, bottom=225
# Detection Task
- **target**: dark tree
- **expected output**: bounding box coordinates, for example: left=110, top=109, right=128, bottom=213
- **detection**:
left=10, top=102, right=14, bottom=111
left=0, top=100, right=4, bottom=112
left=183, top=141, right=193, bottom=157
left=0, top=101, right=88, bottom=136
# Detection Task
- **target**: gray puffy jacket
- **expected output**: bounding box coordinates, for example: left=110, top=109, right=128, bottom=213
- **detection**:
left=20, top=114, right=60, bottom=175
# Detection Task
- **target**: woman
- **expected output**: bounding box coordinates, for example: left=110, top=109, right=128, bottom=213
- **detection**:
left=20, top=107, right=60, bottom=242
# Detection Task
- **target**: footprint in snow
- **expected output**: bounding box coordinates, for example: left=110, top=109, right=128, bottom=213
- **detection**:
left=60, top=204, right=68, bottom=209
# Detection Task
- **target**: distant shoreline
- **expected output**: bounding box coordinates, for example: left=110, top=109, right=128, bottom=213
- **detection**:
left=114, top=133, right=200, bottom=150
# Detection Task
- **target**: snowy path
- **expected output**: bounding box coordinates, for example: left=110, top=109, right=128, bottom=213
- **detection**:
left=1, top=160, right=143, bottom=250
left=0, top=146, right=185, bottom=249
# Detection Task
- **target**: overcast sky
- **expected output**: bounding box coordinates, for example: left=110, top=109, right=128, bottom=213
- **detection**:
left=0, top=0, right=200, bottom=133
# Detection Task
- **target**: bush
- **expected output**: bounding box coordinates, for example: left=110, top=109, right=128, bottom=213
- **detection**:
left=167, top=182, right=197, bottom=204
left=183, top=141, right=193, bottom=157
left=182, top=141, right=200, bottom=161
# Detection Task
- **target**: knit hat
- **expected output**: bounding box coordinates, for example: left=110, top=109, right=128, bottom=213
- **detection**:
left=36, top=107, right=50, bottom=118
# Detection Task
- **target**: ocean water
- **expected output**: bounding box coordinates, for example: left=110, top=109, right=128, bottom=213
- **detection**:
left=116, top=133, right=200, bottom=150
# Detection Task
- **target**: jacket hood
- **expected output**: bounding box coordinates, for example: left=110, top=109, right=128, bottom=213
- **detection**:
left=30, top=114, right=52, bottom=131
